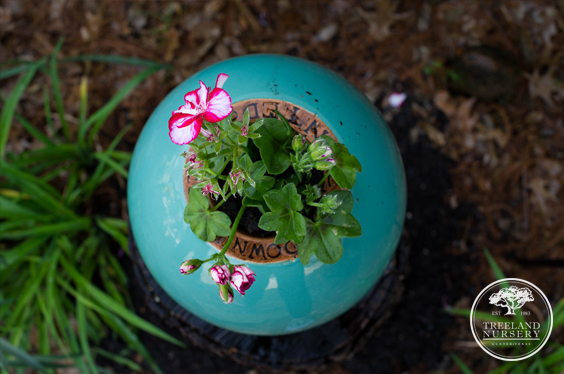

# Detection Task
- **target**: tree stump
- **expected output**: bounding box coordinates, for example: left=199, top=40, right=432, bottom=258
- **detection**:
left=128, top=232, right=409, bottom=371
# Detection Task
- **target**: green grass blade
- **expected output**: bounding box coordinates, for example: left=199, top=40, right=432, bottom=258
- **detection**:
left=0, top=338, right=45, bottom=371
left=98, top=313, right=163, bottom=374
left=96, top=218, right=128, bottom=250
left=542, top=345, right=564, bottom=366
left=109, top=150, right=131, bottom=162
left=0, top=218, right=90, bottom=240
left=84, top=66, right=160, bottom=144
left=49, top=38, right=70, bottom=141
left=5, top=259, right=49, bottom=328
left=0, top=61, right=45, bottom=80
left=0, top=196, right=51, bottom=222
left=0, top=161, right=76, bottom=220
left=450, top=353, right=474, bottom=374
left=0, top=236, right=47, bottom=270
left=14, top=113, right=55, bottom=147
left=77, top=298, right=96, bottom=374
left=93, top=152, right=128, bottom=178
left=78, top=77, right=88, bottom=139
left=91, top=348, right=142, bottom=371
left=105, top=125, right=131, bottom=155
left=61, top=54, right=170, bottom=68
left=483, top=247, right=506, bottom=281
left=0, top=62, right=41, bottom=158
left=59, top=256, right=185, bottom=347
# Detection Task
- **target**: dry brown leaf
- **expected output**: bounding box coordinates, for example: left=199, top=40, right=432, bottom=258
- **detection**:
left=423, top=122, right=446, bottom=147
left=525, top=66, right=564, bottom=109
left=356, top=0, right=411, bottom=41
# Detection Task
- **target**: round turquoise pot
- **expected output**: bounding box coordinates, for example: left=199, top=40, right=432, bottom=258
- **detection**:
left=128, top=54, right=406, bottom=336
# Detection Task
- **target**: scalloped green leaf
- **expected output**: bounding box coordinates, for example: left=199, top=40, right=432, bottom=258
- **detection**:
left=258, top=183, right=306, bottom=244
left=184, top=188, right=231, bottom=242
left=252, top=118, right=293, bottom=175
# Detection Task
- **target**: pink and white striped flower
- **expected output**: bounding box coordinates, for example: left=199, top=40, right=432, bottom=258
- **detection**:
left=210, top=264, right=230, bottom=285
left=168, top=73, right=232, bottom=145
left=201, top=183, right=220, bottom=197
left=230, top=265, right=256, bottom=296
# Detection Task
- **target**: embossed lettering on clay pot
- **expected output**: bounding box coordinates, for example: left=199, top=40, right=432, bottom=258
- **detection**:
left=128, top=55, right=406, bottom=335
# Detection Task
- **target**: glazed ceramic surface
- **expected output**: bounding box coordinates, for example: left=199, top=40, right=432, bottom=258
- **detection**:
left=128, top=54, right=406, bottom=335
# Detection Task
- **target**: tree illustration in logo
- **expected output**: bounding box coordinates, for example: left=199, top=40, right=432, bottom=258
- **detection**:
left=489, top=286, right=534, bottom=315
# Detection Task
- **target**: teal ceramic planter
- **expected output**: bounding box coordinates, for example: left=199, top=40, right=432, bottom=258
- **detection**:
left=128, top=54, right=406, bottom=336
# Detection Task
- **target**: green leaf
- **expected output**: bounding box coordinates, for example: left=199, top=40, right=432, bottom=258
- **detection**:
left=298, top=218, right=343, bottom=265
left=0, top=61, right=40, bottom=158
left=184, top=188, right=232, bottom=242
left=242, top=107, right=250, bottom=127
left=297, top=191, right=360, bottom=265
left=322, top=136, right=362, bottom=189
left=252, top=118, right=293, bottom=175
left=243, top=161, right=275, bottom=200
left=329, top=143, right=361, bottom=189
left=258, top=183, right=306, bottom=244
left=316, top=190, right=361, bottom=237
left=242, top=196, right=269, bottom=214
left=248, top=118, right=264, bottom=133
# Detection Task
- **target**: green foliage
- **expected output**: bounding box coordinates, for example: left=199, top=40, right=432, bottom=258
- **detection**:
left=258, top=183, right=307, bottom=244
left=322, top=135, right=362, bottom=189
left=0, top=45, right=178, bottom=373
left=252, top=118, right=294, bottom=175
left=184, top=188, right=232, bottom=242
left=298, top=191, right=361, bottom=265
left=181, top=110, right=363, bottom=266
left=243, top=161, right=275, bottom=201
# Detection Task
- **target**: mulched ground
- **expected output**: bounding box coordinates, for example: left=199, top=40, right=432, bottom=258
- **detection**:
left=2, top=1, right=563, bottom=373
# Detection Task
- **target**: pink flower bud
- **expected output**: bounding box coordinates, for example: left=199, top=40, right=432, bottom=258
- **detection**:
left=230, top=265, right=256, bottom=296
left=219, top=284, right=234, bottom=304
left=241, top=125, right=249, bottom=136
left=210, top=264, right=231, bottom=285
left=180, top=259, right=202, bottom=275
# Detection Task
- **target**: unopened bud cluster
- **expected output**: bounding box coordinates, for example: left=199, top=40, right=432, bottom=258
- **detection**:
left=292, top=136, right=336, bottom=174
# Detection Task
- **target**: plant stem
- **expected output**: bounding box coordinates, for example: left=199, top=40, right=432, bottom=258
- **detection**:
left=317, top=172, right=330, bottom=186
left=210, top=192, right=232, bottom=212
left=219, top=205, right=246, bottom=256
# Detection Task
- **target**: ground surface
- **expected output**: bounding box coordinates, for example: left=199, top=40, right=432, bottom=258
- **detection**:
left=2, top=0, right=564, bottom=373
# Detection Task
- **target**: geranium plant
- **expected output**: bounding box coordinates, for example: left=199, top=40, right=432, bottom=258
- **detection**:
left=169, top=74, right=362, bottom=304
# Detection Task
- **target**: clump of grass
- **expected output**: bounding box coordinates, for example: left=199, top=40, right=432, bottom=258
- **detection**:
left=0, top=39, right=182, bottom=373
